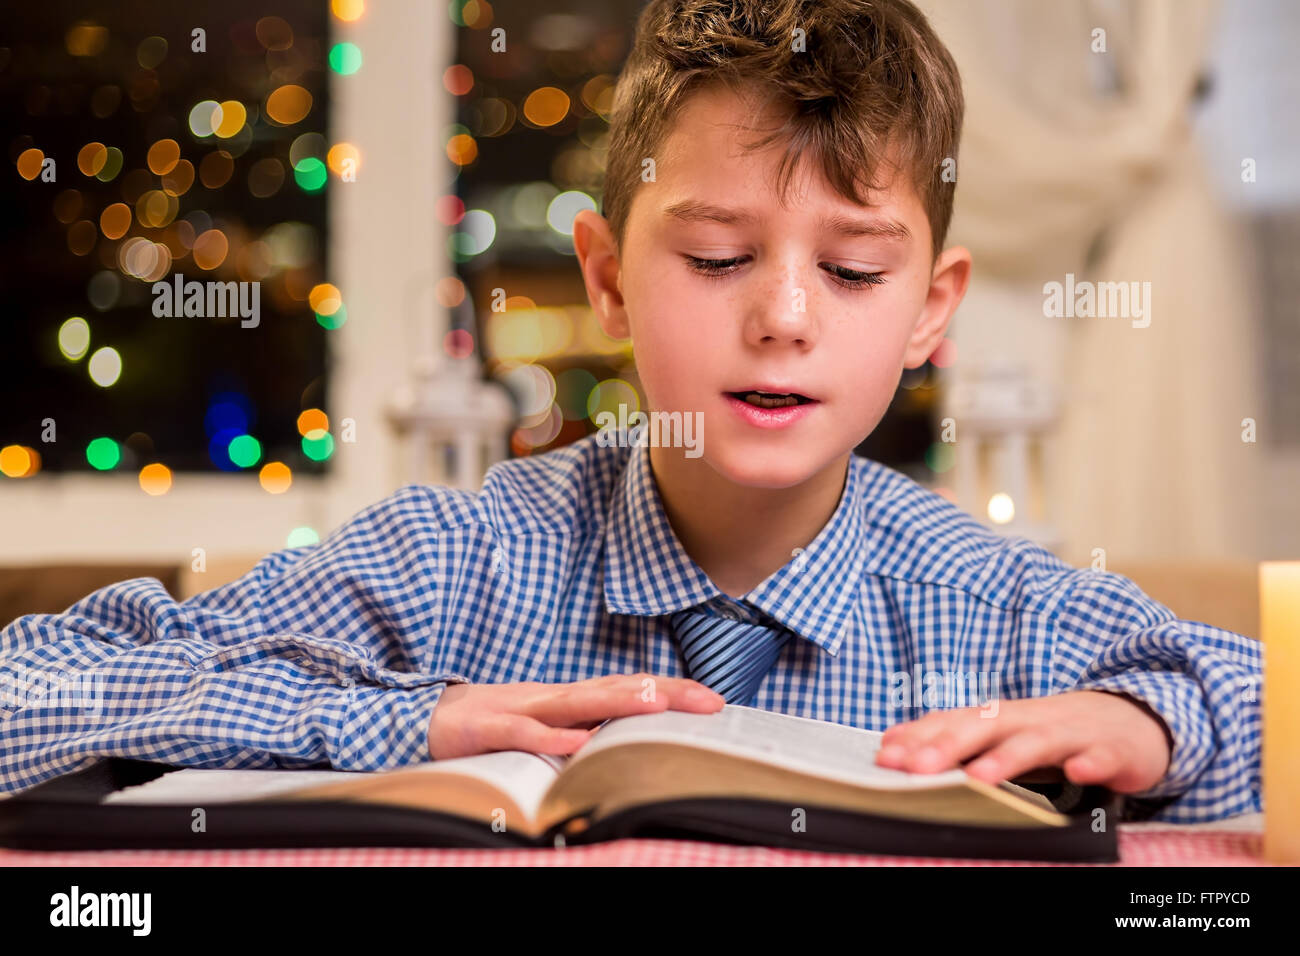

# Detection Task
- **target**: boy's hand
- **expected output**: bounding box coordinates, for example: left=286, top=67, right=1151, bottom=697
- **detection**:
left=426, top=673, right=726, bottom=760
left=874, top=690, right=1174, bottom=793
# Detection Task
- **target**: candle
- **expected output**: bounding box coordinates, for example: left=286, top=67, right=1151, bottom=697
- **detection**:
left=1262, top=561, right=1300, bottom=863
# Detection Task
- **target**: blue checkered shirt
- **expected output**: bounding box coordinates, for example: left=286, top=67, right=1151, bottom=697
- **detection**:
left=0, top=434, right=1263, bottom=821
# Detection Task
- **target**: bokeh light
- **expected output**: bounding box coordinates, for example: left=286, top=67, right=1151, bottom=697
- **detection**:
left=0, top=445, right=34, bottom=479
left=138, top=463, right=173, bottom=495
left=16, top=148, right=44, bottom=180
left=77, top=142, right=107, bottom=176
left=95, top=147, right=123, bottom=182
left=302, top=431, right=335, bottom=461
left=65, top=22, right=108, bottom=57
left=500, top=363, right=557, bottom=420
left=435, top=195, right=466, bottom=226
left=555, top=368, right=598, bottom=420
left=58, top=317, right=90, bottom=360
left=316, top=303, right=347, bottom=330
left=444, top=328, right=475, bottom=359
left=88, top=346, right=122, bottom=387
left=99, top=202, right=131, bottom=239
left=293, top=157, right=328, bottom=192
left=265, top=85, right=313, bottom=125
left=332, top=0, right=366, bottom=21
left=199, top=149, right=234, bottom=187
left=446, top=133, right=478, bottom=167
left=147, top=139, right=180, bottom=175
left=296, top=408, right=329, bottom=438
left=255, top=16, right=294, bottom=51
left=227, top=434, right=262, bottom=468
left=453, top=209, right=495, bottom=256
left=444, top=64, right=474, bottom=96
left=287, top=526, right=320, bottom=547
left=546, top=191, right=596, bottom=235
left=522, top=86, right=570, bottom=127
left=329, top=42, right=363, bottom=74
left=587, top=378, right=640, bottom=422
left=137, top=36, right=168, bottom=70
left=188, top=100, right=220, bottom=137
left=924, top=441, right=955, bottom=474
left=86, top=436, right=121, bottom=470
left=987, top=492, right=1015, bottom=525
left=308, top=283, right=342, bottom=316
left=326, top=143, right=361, bottom=178
left=259, top=461, right=293, bottom=493
left=213, top=100, right=247, bottom=139
left=192, top=229, right=229, bottom=270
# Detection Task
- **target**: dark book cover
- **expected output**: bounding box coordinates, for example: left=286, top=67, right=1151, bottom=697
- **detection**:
left=0, top=757, right=1121, bottom=861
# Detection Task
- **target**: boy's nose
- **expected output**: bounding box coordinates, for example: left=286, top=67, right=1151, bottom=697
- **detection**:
left=743, top=266, right=817, bottom=348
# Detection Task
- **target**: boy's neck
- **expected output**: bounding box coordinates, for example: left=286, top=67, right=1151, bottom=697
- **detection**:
left=647, top=445, right=851, bottom=599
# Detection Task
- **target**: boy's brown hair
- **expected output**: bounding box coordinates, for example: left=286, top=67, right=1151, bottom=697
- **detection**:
left=603, top=0, right=964, bottom=260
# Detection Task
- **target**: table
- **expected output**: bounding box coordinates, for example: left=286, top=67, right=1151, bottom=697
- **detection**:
left=0, top=814, right=1269, bottom=866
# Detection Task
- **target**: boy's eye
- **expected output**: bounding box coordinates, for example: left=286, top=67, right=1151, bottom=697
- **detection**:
left=822, top=263, right=887, bottom=290
left=683, top=254, right=747, bottom=277
left=683, top=255, right=885, bottom=290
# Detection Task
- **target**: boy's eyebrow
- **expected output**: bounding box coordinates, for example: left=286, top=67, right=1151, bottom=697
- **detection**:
left=662, top=200, right=911, bottom=242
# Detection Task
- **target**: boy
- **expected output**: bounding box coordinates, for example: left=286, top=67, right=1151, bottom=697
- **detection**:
left=0, top=0, right=1261, bottom=824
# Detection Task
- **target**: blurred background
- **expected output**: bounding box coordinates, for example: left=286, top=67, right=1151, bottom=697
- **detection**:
left=1, top=0, right=1295, bottom=638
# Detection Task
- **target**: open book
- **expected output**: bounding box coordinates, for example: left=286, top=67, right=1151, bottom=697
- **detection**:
left=3, top=706, right=1120, bottom=860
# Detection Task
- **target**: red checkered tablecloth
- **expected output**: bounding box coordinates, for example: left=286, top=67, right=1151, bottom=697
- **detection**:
left=0, top=821, right=1273, bottom=866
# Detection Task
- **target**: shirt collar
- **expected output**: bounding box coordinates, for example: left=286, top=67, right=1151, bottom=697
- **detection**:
left=602, top=441, right=869, bottom=656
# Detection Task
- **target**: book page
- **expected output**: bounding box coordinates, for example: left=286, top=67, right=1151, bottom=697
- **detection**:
left=568, top=704, right=970, bottom=791
left=103, top=752, right=565, bottom=822
left=103, top=768, right=363, bottom=805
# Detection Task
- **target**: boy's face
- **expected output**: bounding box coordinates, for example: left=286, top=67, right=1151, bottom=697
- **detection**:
left=575, top=83, right=970, bottom=489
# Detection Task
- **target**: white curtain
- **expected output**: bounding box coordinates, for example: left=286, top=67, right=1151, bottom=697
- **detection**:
left=917, top=0, right=1263, bottom=563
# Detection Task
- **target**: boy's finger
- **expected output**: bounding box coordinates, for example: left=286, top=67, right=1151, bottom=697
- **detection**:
left=877, top=709, right=998, bottom=769
left=961, top=726, right=1091, bottom=784
left=1063, top=744, right=1135, bottom=789
left=522, top=675, right=722, bottom=726
left=477, top=712, right=592, bottom=756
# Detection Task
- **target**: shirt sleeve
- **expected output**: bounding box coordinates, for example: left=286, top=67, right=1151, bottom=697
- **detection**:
left=1050, top=568, right=1263, bottom=823
left=0, top=484, right=475, bottom=796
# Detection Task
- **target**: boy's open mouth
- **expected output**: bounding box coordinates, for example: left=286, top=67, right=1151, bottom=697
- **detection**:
left=725, top=389, right=817, bottom=409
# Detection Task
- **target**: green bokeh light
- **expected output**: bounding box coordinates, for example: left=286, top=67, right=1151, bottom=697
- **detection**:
left=315, top=302, right=347, bottom=330
left=301, top=432, right=334, bottom=461
left=924, top=441, right=956, bottom=474
left=86, top=436, right=121, bottom=471
left=293, top=157, right=328, bottom=192
left=228, top=434, right=262, bottom=468
left=329, top=42, right=363, bottom=75
left=286, top=526, right=320, bottom=547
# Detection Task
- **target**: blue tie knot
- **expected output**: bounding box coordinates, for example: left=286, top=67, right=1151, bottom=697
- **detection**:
left=668, top=605, right=793, bottom=705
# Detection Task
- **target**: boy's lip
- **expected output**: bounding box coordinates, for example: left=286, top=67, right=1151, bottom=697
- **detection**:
left=723, top=384, right=820, bottom=402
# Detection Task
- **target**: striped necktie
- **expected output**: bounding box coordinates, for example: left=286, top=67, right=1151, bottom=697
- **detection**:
left=668, top=606, right=793, bottom=705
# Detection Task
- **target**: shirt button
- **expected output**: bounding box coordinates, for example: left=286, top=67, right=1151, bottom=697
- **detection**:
left=340, top=678, right=354, bottom=688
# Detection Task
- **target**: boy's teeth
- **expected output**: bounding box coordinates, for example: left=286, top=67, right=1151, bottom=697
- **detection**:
left=741, top=391, right=800, bottom=408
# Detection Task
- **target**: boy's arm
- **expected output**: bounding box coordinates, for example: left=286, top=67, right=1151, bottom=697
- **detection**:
left=0, top=486, right=472, bottom=796
left=1051, top=568, right=1263, bottom=822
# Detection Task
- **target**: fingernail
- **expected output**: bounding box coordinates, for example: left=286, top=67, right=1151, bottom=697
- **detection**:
left=878, top=745, right=904, bottom=764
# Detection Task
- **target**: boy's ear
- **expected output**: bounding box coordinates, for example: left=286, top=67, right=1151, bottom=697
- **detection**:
left=903, top=245, right=972, bottom=369
left=571, top=209, right=629, bottom=340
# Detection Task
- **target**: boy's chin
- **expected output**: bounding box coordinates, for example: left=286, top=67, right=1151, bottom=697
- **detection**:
left=704, top=443, right=842, bottom=490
